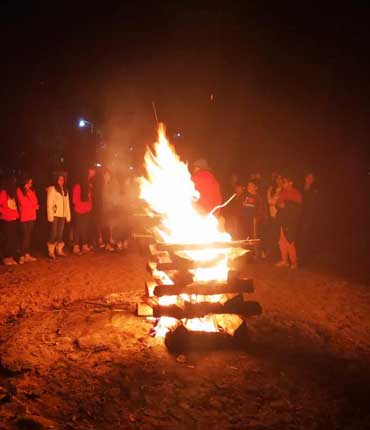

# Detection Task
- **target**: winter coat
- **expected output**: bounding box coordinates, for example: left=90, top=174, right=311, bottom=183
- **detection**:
left=0, top=190, right=19, bottom=221
left=192, top=169, right=222, bottom=215
left=47, top=186, right=71, bottom=222
left=17, top=188, right=39, bottom=222
left=72, top=184, right=92, bottom=214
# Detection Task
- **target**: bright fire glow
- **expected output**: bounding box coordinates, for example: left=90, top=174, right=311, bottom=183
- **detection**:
left=140, top=123, right=245, bottom=336
left=140, top=124, right=233, bottom=281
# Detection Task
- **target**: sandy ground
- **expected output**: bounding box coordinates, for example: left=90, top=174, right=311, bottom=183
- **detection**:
left=0, top=248, right=370, bottom=430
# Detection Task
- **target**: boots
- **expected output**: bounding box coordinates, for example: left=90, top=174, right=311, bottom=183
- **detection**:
left=24, top=253, right=37, bottom=262
left=81, top=244, right=90, bottom=253
left=56, top=242, right=66, bottom=257
left=73, top=244, right=81, bottom=255
left=3, top=257, right=17, bottom=266
left=47, top=242, right=56, bottom=259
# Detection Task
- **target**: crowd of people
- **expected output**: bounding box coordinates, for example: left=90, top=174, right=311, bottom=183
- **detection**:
left=223, top=170, right=319, bottom=269
left=0, top=159, right=318, bottom=269
left=190, top=159, right=319, bottom=270
left=0, top=166, right=131, bottom=266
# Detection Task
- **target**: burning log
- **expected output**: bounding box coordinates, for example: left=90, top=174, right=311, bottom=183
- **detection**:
left=152, top=299, right=262, bottom=319
left=164, top=319, right=249, bottom=352
left=155, top=256, right=224, bottom=271
left=153, top=277, right=254, bottom=297
left=156, top=239, right=260, bottom=251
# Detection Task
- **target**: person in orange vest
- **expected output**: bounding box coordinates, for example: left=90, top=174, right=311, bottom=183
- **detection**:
left=191, top=159, right=222, bottom=216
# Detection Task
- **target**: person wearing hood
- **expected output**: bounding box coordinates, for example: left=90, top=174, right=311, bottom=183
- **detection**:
left=46, top=173, right=71, bottom=259
left=191, top=158, right=222, bottom=216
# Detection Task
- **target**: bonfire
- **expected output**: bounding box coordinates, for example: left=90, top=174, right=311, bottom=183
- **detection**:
left=138, top=124, right=261, bottom=349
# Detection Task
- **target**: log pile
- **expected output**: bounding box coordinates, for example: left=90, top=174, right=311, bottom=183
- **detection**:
left=137, top=239, right=262, bottom=351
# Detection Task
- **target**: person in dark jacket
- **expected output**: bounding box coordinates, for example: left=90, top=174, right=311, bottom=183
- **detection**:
left=299, top=172, right=319, bottom=265
left=240, top=180, right=261, bottom=239
left=100, top=168, right=128, bottom=251
left=224, top=182, right=245, bottom=239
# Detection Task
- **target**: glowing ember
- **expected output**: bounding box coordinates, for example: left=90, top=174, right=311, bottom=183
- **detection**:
left=184, top=316, right=218, bottom=332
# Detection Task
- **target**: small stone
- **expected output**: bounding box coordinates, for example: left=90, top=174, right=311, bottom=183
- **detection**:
left=270, top=399, right=288, bottom=410
left=176, top=354, right=186, bottom=363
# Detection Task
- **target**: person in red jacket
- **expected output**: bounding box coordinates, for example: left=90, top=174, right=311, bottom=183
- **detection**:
left=0, top=176, right=20, bottom=265
left=16, top=175, right=39, bottom=263
left=72, top=170, right=94, bottom=254
left=276, top=175, right=302, bottom=269
left=191, top=159, right=222, bottom=216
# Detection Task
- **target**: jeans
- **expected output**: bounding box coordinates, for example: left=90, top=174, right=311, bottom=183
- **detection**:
left=74, top=213, right=91, bottom=246
left=49, top=217, right=65, bottom=243
left=2, top=220, right=19, bottom=258
left=21, top=221, right=35, bottom=254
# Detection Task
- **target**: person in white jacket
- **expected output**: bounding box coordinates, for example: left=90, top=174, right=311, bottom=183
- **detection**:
left=46, top=174, right=71, bottom=259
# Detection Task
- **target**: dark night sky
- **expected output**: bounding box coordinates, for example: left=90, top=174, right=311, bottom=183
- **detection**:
left=1, top=1, right=370, bottom=175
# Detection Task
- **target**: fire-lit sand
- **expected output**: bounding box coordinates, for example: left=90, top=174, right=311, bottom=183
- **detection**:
left=0, top=127, right=369, bottom=429
left=0, top=249, right=370, bottom=429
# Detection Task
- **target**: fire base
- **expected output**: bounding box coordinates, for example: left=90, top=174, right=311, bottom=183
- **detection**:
left=138, top=240, right=262, bottom=351
left=164, top=320, right=249, bottom=353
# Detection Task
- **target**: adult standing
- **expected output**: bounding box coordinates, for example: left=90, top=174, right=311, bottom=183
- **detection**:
left=72, top=168, right=94, bottom=254
left=276, top=175, right=302, bottom=269
left=299, top=172, right=319, bottom=265
left=191, top=159, right=222, bottom=216
left=46, top=173, right=71, bottom=259
left=266, top=172, right=283, bottom=260
left=17, top=175, right=39, bottom=263
left=0, top=176, right=19, bottom=265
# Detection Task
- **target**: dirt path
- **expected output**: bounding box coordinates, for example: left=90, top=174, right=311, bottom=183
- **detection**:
left=0, top=251, right=370, bottom=429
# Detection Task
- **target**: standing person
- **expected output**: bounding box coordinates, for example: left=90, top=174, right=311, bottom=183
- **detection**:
left=191, top=159, right=222, bottom=216
left=72, top=169, right=94, bottom=254
left=100, top=168, right=127, bottom=251
left=241, top=180, right=261, bottom=240
left=299, top=172, right=319, bottom=265
left=224, top=182, right=245, bottom=239
left=0, top=176, right=19, bottom=265
left=46, top=173, right=71, bottom=259
left=85, top=166, right=99, bottom=249
left=266, top=172, right=283, bottom=260
left=17, top=175, right=39, bottom=263
left=276, top=174, right=302, bottom=269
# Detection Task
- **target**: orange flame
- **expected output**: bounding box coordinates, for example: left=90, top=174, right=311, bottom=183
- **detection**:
left=140, top=124, right=245, bottom=335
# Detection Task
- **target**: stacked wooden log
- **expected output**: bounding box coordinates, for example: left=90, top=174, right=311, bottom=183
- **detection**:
left=137, top=239, right=262, bottom=351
